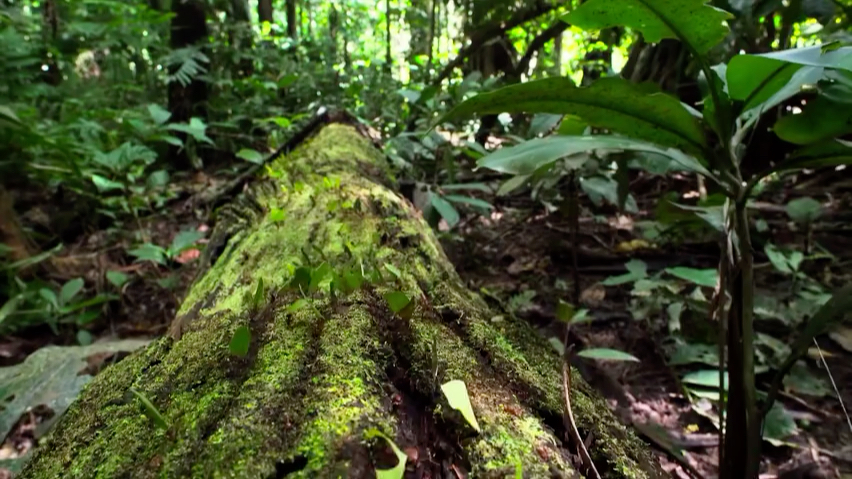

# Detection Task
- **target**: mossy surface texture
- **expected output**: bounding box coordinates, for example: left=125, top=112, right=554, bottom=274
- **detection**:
left=21, top=124, right=668, bottom=479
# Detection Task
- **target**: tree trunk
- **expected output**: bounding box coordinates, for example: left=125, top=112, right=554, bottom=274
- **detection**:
left=168, top=0, right=209, bottom=169
left=286, top=0, right=298, bottom=39
left=20, top=121, right=669, bottom=479
left=258, top=0, right=273, bottom=24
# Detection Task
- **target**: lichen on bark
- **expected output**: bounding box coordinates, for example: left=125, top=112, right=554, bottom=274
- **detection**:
left=20, top=123, right=669, bottom=479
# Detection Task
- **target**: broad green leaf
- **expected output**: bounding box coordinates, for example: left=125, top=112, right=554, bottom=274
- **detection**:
left=236, top=148, right=264, bottom=164
left=290, top=267, right=312, bottom=291
left=286, top=298, right=309, bottom=313
left=437, top=77, right=707, bottom=155
left=728, top=46, right=852, bottom=113
left=528, top=113, right=563, bottom=137
left=169, top=230, right=204, bottom=256
left=478, top=135, right=712, bottom=178
left=682, top=369, right=728, bottom=389
left=430, top=195, right=460, bottom=228
left=0, top=296, right=21, bottom=325
left=764, top=243, right=793, bottom=274
left=776, top=138, right=852, bottom=171
left=128, top=244, right=167, bottom=265
left=440, top=380, right=481, bottom=432
left=440, top=182, right=491, bottom=193
left=269, top=208, right=286, bottom=222
left=665, top=267, right=717, bottom=287
left=147, top=170, right=170, bottom=189
left=576, top=348, right=640, bottom=362
left=147, top=104, right=171, bottom=125
left=443, top=194, right=493, bottom=211
left=384, top=263, right=403, bottom=280
left=129, top=388, right=168, bottom=430
left=91, top=174, right=124, bottom=192
left=0, top=105, right=22, bottom=125
left=0, top=340, right=150, bottom=442
left=59, top=278, right=85, bottom=305
left=738, top=66, right=825, bottom=123
left=167, top=117, right=214, bottom=145
left=785, top=197, right=823, bottom=225
left=556, top=300, right=575, bottom=323
left=384, top=291, right=413, bottom=317
left=229, top=325, right=251, bottom=357
left=364, top=428, right=406, bottom=479
left=496, top=174, right=530, bottom=196
left=309, top=263, right=332, bottom=291
left=252, top=278, right=266, bottom=307
left=564, top=0, right=733, bottom=55
left=762, top=403, right=798, bottom=445
left=774, top=96, right=852, bottom=144
left=106, top=271, right=129, bottom=288
left=601, top=259, right=648, bottom=285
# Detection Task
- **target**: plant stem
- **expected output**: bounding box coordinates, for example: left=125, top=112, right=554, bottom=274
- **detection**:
left=733, top=197, right=761, bottom=478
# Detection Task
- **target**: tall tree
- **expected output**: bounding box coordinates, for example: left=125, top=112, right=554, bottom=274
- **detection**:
left=258, top=0, right=273, bottom=24
left=168, top=0, right=209, bottom=169
left=286, top=0, right=298, bottom=38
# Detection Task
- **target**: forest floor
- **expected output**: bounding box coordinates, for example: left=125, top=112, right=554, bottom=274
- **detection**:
left=2, top=162, right=852, bottom=479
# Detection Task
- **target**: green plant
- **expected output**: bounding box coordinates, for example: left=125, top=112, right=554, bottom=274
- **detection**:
left=436, top=1, right=852, bottom=475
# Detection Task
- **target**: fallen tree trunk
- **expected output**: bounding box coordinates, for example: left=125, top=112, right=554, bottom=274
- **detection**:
left=21, top=120, right=668, bottom=478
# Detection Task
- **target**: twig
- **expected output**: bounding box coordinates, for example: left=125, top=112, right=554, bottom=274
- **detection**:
left=813, top=338, right=852, bottom=433
left=562, top=324, right=601, bottom=479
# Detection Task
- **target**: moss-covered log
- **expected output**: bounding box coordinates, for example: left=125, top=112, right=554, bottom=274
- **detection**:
left=21, top=122, right=668, bottom=479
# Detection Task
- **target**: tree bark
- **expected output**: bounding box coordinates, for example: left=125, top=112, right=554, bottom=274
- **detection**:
left=286, top=0, right=298, bottom=39
left=20, top=121, right=669, bottom=479
left=258, top=0, right=273, bottom=24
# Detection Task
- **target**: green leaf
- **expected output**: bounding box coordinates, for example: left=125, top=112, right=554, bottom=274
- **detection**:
left=0, top=296, right=21, bottom=325
left=236, top=148, right=264, bottom=164
left=443, top=195, right=493, bottom=211
left=167, top=117, right=214, bottom=145
left=290, top=267, right=312, bottom=291
left=91, top=174, right=125, bottom=192
left=128, top=388, right=169, bottom=430
left=440, top=379, right=481, bottom=432
left=576, top=348, right=640, bottom=362
left=430, top=195, right=460, bottom=228
left=106, top=271, right=129, bottom=288
left=762, top=403, right=798, bottom=444
left=496, top=174, right=530, bottom=196
left=440, top=182, right=492, bottom=193
left=601, top=259, right=648, bottom=285
left=147, top=170, right=170, bottom=189
left=286, top=298, right=310, bottom=313
left=528, top=113, right=563, bottom=137
left=0, top=340, right=150, bottom=441
left=776, top=138, right=852, bottom=171
left=479, top=135, right=712, bottom=178
left=364, top=428, right=407, bottom=479
left=785, top=197, right=823, bottom=225
left=727, top=46, right=852, bottom=115
left=437, top=77, right=707, bottom=155
left=0, top=105, right=22, bottom=125
left=563, top=0, right=732, bottom=55
left=229, top=325, right=251, bottom=357
left=682, top=369, right=728, bottom=389
left=168, top=230, right=204, bottom=256
left=251, top=278, right=266, bottom=308
left=665, top=267, right=718, bottom=287
left=147, top=104, right=171, bottom=125
left=59, top=278, right=85, bottom=305
left=384, top=291, right=414, bottom=320
left=384, top=263, right=403, bottom=280
left=128, top=244, right=167, bottom=265
left=556, top=300, right=575, bottom=323
left=310, top=263, right=332, bottom=292
left=774, top=96, right=852, bottom=145
left=268, top=208, right=286, bottom=222
left=76, top=330, right=93, bottom=346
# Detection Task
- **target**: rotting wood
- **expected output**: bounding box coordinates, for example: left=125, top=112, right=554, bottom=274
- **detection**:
left=20, top=119, right=670, bottom=479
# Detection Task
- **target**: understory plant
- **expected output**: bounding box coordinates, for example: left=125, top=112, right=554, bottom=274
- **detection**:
left=436, top=0, right=852, bottom=476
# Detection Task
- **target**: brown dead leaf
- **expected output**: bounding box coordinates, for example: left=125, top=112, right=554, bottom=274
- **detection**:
left=580, top=284, right=606, bottom=307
